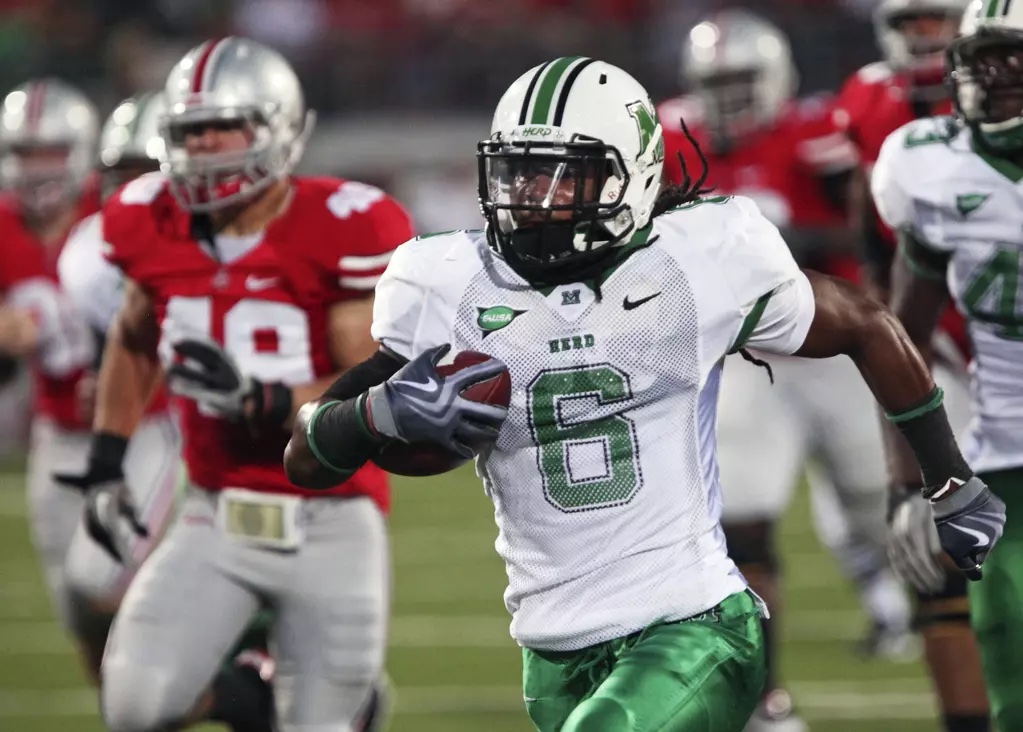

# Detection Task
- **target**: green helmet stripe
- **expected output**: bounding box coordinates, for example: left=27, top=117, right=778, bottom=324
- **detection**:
left=518, top=60, right=553, bottom=125
left=529, top=56, right=584, bottom=125
left=986, top=0, right=1001, bottom=18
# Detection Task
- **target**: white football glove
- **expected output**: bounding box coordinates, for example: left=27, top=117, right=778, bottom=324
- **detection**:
left=888, top=490, right=945, bottom=593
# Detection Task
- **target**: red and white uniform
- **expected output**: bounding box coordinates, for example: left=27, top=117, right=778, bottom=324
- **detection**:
left=833, top=61, right=970, bottom=367
left=99, top=173, right=412, bottom=732
left=103, top=174, right=408, bottom=510
left=661, top=94, right=857, bottom=222
left=1, top=177, right=182, bottom=631
left=835, top=61, right=953, bottom=171
left=0, top=182, right=99, bottom=427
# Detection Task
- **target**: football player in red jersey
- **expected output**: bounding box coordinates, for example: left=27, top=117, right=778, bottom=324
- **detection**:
left=662, top=10, right=911, bottom=731
left=70, top=37, right=412, bottom=732
left=0, top=78, right=181, bottom=687
left=834, top=3, right=992, bottom=731
left=51, top=91, right=186, bottom=685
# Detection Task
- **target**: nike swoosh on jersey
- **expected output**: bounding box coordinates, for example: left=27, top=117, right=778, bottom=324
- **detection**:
left=246, top=275, right=279, bottom=291
left=622, top=292, right=661, bottom=310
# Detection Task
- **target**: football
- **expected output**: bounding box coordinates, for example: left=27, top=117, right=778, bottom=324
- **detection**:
left=371, top=350, right=512, bottom=477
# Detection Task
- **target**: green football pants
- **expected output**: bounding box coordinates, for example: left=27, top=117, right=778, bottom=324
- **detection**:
left=970, top=468, right=1023, bottom=731
left=522, top=591, right=766, bottom=732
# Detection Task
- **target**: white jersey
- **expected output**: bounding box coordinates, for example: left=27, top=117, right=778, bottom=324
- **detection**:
left=57, top=212, right=125, bottom=334
left=372, top=195, right=816, bottom=650
left=873, top=117, right=1023, bottom=474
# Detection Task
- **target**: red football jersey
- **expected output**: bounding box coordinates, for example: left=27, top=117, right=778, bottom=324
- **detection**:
left=0, top=180, right=101, bottom=429
left=833, top=62, right=968, bottom=359
left=660, top=93, right=859, bottom=279
left=103, top=174, right=413, bottom=509
left=834, top=61, right=953, bottom=171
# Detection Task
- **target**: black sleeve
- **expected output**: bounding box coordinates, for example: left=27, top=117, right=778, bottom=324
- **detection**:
left=307, top=348, right=407, bottom=475
left=322, top=347, right=407, bottom=401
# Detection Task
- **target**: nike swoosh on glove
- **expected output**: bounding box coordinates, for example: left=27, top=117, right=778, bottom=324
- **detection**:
left=365, top=344, right=509, bottom=458
left=928, top=476, right=1006, bottom=581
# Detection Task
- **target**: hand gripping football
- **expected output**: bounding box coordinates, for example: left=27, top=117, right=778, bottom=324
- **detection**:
left=372, top=351, right=511, bottom=476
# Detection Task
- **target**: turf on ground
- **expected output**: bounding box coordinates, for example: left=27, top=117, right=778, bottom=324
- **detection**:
left=0, top=458, right=939, bottom=731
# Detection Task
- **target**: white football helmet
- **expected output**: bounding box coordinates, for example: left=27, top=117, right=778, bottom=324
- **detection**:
left=0, top=78, right=98, bottom=217
left=949, top=0, right=1023, bottom=151
left=478, top=57, right=664, bottom=285
left=875, top=0, right=971, bottom=98
left=681, top=10, right=796, bottom=139
left=161, top=36, right=315, bottom=212
left=98, top=91, right=167, bottom=199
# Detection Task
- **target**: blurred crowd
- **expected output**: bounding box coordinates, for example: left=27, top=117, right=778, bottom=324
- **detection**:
left=1, top=0, right=885, bottom=117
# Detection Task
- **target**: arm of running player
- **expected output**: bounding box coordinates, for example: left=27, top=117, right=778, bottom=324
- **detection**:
left=881, top=232, right=957, bottom=591
left=0, top=280, right=93, bottom=373
left=284, top=341, right=508, bottom=490
left=167, top=295, right=381, bottom=432
left=286, top=296, right=380, bottom=423
left=796, top=268, right=1005, bottom=580
left=0, top=304, right=39, bottom=355
left=59, top=278, right=162, bottom=484
left=53, top=279, right=161, bottom=560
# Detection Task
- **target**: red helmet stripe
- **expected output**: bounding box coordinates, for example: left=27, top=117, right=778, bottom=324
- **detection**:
left=26, top=80, right=46, bottom=135
left=191, top=38, right=226, bottom=94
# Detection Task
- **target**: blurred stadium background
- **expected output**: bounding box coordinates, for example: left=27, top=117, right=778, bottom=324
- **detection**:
left=0, top=0, right=943, bottom=730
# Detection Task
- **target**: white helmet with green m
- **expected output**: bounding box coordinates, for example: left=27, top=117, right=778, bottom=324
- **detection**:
left=949, top=0, right=1023, bottom=152
left=478, top=57, right=665, bottom=286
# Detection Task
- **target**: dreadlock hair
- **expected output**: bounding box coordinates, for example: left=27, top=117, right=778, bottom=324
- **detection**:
left=651, top=115, right=714, bottom=218
left=652, top=116, right=775, bottom=384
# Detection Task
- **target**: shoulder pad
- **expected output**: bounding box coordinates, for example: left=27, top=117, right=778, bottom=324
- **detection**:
left=900, top=116, right=959, bottom=148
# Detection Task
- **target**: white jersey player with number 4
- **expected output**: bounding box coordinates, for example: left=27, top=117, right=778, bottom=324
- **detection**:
left=373, top=195, right=813, bottom=648
left=287, top=57, right=997, bottom=732
left=874, top=116, right=1022, bottom=472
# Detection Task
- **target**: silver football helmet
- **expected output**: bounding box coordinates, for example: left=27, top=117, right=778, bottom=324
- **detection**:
left=0, top=78, right=98, bottom=217
left=98, top=91, right=167, bottom=199
left=681, top=9, right=797, bottom=140
left=161, top=36, right=315, bottom=212
left=875, top=0, right=971, bottom=98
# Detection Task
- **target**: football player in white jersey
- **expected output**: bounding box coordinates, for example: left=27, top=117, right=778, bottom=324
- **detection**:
left=57, top=91, right=278, bottom=728
left=873, top=1, right=1023, bottom=727
left=288, top=57, right=1004, bottom=731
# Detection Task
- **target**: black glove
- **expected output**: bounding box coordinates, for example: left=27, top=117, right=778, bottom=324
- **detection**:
left=167, top=338, right=291, bottom=426
left=927, top=476, right=1006, bottom=581
left=364, top=344, right=509, bottom=458
left=53, top=433, right=148, bottom=564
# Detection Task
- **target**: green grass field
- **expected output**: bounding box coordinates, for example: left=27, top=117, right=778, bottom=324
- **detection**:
left=0, top=458, right=941, bottom=731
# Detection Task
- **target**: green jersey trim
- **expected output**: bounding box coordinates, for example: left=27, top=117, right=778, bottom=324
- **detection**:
left=886, top=387, right=945, bottom=424
left=971, top=135, right=1023, bottom=183
left=729, top=289, right=775, bottom=354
